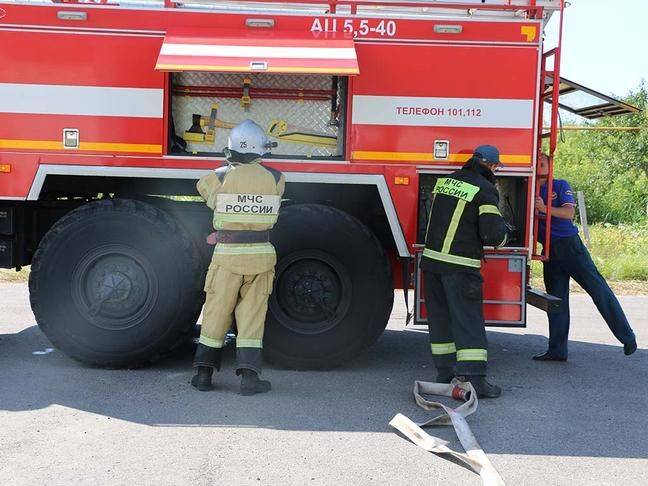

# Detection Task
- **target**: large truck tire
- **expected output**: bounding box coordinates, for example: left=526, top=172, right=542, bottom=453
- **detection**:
left=29, top=198, right=203, bottom=368
left=265, top=203, right=394, bottom=369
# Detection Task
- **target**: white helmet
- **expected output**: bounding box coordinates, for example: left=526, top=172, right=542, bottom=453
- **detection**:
left=226, top=119, right=271, bottom=162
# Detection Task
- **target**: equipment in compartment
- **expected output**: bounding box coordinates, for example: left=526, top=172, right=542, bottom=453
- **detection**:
left=267, top=119, right=337, bottom=148
left=184, top=114, right=207, bottom=143
left=183, top=104, right=235, bottom=144
left=241, top=77, right=252, bottom=111
left=172, top=72, right=345, bottom=157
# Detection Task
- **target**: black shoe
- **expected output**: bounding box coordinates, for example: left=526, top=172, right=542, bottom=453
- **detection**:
left=532, top=352, right=567, bottom=362
left=191, top=366, right=214, bottom=391
left=240, top=369, right=271, bottom=396
left=458, top=375, right=502, bottom=399
left=624, top=339, right=637, bottom=356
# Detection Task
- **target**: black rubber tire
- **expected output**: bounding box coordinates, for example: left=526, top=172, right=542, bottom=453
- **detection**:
left=29, top=198, right=203, bottom=368
left=265, top=203, right=394, bottom=369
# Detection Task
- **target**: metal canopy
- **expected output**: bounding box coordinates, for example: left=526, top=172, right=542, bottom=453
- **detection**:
left=544, top=75, right=641, bottom=119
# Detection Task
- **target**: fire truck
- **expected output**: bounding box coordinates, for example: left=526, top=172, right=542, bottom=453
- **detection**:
left=0, top=0, right=638, bottom=368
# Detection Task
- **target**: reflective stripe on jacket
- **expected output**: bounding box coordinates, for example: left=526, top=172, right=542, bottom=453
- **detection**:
left=421, top=167, right=508, bottom=272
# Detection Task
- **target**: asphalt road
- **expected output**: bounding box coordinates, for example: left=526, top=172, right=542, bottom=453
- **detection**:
left=1, top=282, right=646, bottom=486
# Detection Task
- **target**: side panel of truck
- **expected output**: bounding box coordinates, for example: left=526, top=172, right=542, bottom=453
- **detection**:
left=350, top=42, right=540, bottom=167
left=0, top=28, right=166, bottom=198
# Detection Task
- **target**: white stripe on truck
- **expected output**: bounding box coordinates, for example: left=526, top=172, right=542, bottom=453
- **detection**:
left=0, top=83, right=163, bottom=118
left=352, top=95, right=534, bottom=129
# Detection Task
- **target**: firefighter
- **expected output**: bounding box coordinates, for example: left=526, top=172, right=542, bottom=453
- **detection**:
left=191, top=119, right=285, bottom=395
left=421, top=145, right=509, bottom=398
left=533, top=154, right=637, bottom=361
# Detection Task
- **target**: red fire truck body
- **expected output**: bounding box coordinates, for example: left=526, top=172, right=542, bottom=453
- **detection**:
left=0, top=0, right=614, bottom=368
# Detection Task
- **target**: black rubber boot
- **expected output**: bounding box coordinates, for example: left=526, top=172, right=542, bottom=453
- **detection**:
left=436, top=367, right=455, bottom=384
left=191, top=344, right=222, bottom=392
left=191, top=366, right=214, bottom=392
left=240, top=369, right=271, bottom=396
left=624, top=339, right=637, bottom=356
left=458, top=375, right=502, bottom=399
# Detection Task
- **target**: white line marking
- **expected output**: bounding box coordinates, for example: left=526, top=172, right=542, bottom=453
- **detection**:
left=32, top=348, right=55, bottom=355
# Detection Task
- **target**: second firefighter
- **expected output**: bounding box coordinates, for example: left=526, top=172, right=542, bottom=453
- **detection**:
left=421, top=145, right=510, bottom=398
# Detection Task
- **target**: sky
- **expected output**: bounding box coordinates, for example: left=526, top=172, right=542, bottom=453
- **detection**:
left=544, top=0, right=647, bottom=98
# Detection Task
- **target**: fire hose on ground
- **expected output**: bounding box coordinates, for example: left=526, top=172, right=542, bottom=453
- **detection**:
left=389, top=380, right=505, bottom=486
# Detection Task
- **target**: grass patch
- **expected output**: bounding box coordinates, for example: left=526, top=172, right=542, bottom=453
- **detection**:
left=0, top=267, right=30, bottom=283
left=530, top=222, right=648, bottom=294
left=587, top=223, right=648, bottom=280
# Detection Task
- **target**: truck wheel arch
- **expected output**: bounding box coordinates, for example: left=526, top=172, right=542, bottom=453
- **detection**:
left=27, top=165, right=410, bottom=258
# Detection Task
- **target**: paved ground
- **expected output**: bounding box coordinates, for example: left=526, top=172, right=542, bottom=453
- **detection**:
left=0, top=282, right=646, bottom=486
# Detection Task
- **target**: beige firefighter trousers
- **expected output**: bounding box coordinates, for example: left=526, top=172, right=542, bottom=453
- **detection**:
left=199, top=265, right=274, bottom=350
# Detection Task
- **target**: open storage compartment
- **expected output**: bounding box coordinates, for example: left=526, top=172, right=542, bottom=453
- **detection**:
left=157, top=29, right=357, bottom=159
left=169, top=72, right=348, bottom=159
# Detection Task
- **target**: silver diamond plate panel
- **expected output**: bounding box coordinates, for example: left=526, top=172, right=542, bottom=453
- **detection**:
left=171, top=72, right=345, bottom=158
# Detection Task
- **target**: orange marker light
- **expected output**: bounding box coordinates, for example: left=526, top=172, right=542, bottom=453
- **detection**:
left=0, top=164, right=11, bottom=173
left=394, top=176, right=410, bottom=185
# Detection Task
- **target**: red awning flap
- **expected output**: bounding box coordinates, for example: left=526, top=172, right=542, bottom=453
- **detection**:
left=155, top=29, right=359, bottom=75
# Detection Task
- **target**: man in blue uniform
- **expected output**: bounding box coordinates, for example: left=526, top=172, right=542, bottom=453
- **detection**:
left=533, top=154, right=637, bottom=361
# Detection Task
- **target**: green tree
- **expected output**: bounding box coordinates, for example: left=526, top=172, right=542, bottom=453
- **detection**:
left=583, top=83, right=648, bottom=174
left=553, top=82, right=648, bottom=224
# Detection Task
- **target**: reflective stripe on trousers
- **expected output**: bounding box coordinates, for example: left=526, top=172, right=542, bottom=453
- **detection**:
left=431, top=342, right=457, bottom=355
left=457, top=348, right=487, bottom=361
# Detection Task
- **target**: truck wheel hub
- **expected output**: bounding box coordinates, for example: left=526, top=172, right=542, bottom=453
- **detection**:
left=97, top=271, right=133, bottom=302
left=290, top=266, right=336, bottom=315
left=271, top=251, right=351, bottom=335
left=72, top=245, right=158, bottom=330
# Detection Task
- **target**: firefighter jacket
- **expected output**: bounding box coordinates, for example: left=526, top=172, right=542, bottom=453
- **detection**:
left=197, top=160, right=285, bottom=276
left=421, top=164, right=508, bottom=272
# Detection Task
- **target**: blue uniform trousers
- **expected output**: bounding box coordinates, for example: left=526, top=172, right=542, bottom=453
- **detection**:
left=543, top=234, right=636, bottom=359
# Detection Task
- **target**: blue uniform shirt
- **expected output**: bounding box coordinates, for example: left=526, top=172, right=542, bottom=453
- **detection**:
left=538, top=179, right=579, bottom=241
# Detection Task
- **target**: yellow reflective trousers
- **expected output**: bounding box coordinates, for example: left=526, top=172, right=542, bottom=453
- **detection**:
left=200, top=266, right=274, bottom=350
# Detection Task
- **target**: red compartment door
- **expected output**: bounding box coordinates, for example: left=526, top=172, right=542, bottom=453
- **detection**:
left=415, top=252, right=526, bottom=327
